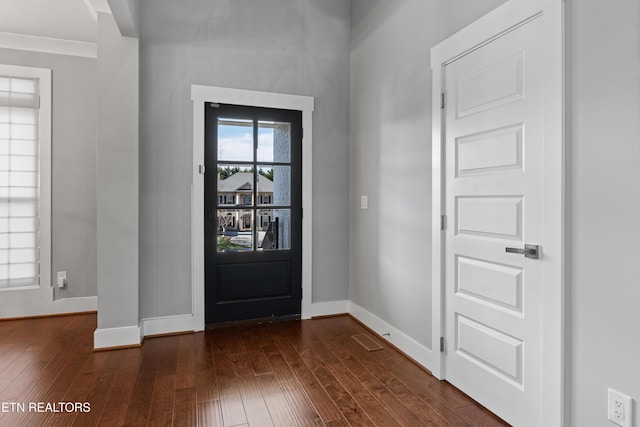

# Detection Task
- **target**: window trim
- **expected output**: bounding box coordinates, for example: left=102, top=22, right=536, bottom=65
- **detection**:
left=0, top=64, right=51, bottom=291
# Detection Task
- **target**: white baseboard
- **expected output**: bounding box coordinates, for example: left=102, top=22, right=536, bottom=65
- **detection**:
left=141, top=314, right=194, bottom=337
left=348, top=302, right=433, bottom=370
left=94, top=314, right=194, bottom=349
left=0, top=286, right=97, bottom=319
left=54, top=296, right=97, bottom=312
left=94, top=324, right=141, bottom=349
left=310, top=300, right=349, bottom=317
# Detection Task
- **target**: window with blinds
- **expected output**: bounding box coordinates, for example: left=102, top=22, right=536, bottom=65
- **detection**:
left=0, top=75, right=41, bottom=288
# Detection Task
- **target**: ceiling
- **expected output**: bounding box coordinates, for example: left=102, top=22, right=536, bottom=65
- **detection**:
left=0, top=0, right=97, bottom=43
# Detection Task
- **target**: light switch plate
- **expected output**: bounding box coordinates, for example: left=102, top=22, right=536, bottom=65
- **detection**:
left=360, top=195, right=368, bottom=209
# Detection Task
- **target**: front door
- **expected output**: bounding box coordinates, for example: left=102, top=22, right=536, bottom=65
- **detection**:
left=442, top=13, right=551, bottom=427
left=204, top=103, right=302, bottom=323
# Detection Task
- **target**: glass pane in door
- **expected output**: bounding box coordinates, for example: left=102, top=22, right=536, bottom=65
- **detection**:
left=257, top=209, right=291, bottom=251
left=217, top=118, right=253, bottom=162
left=217, top=165, right=254, bottom=206
left=217, top=209, right=253, bottom=252
left=257, top=121, right=291, bottom=163
left=257, top=165, right=290, bottom=207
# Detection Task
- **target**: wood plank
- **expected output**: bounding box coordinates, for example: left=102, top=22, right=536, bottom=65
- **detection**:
left=70, top=372, right=117, bottom=427
left=121, top=362, right=158, bottom=425
left=327, top=362, right=396, bottom=426
left=230, top=352, right=273, bottom=426
left=194, top=332, right=215, bottom=371
left=95, top=349, right=144, bottom=426
left=256, top=373, right=299, bottom=427
left=198, top=400, right=224, bottom=427
left=279, top=379, right=324, bottom=427
left=147, top=374, right=176, bottom=427
left=196, top=368, right=219, bottom=404
left=312, top=365, right=374, bottom=426
left=212, top=345, right=247, bottom=426
left=173, top=387, right=197, bottom=427
left=174, top=334, right=196, bottom=390
left=261, top=341, right=297, bottom=384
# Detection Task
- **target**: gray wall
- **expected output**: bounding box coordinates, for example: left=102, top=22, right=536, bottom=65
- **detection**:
left=350, top=0, right=640, bottom=425
left=568, top=0, right=640, bottom=425
left=138, top=0, right=351, bottom=318
left=96, top=12, right=139, bottom=329
left=0, top=47, right=97, bottom=300
left=349, top=0, right=506, bottom=348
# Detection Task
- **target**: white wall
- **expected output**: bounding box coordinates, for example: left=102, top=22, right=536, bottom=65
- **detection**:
left=349, top=0, right=506, bottom=350
left=138, top=0, right=351, bottom=319
left=568, top=0, right=640, bottom=425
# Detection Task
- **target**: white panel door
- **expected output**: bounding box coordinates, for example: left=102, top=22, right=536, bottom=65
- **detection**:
left=443, top=16, right=546, bottom=427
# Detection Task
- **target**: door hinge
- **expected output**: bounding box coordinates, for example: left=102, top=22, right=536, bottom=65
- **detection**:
left=198, top=164, right=205, bottom=174
left=440, top=93, right=446, bottom=110
left=209, top=102, right=220, bottom=108
left=440, top=214, right=446, bottom=231
left=440, top=337, right=446, bottom=353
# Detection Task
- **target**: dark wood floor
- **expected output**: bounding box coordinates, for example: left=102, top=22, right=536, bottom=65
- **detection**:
left=0, top=313, right=508, bottom=426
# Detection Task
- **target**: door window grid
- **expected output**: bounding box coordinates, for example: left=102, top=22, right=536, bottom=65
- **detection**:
left=216, top=119, right=292, bottom=252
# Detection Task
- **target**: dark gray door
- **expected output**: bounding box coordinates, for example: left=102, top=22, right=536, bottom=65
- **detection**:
left=204, top=103, right=302, bottom=323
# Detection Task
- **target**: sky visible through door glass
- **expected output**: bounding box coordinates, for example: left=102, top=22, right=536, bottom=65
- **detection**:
left=218, top=124, right=274, bottom=162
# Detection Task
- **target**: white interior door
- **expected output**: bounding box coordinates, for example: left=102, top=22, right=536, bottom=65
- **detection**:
left=442, top=14, right=549, bottom=427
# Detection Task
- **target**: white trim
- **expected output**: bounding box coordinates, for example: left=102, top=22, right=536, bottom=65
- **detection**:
left=0, top=32, right=97, bottom=58
left=83, top=0, right=98, bottom=21
left=94, top=324, right=141, bottom=349
left=430, top=51, right=445, bottom=381
left=54, top=296, right=97, bottom=312
left=310, top=300, right=349, bottom=317
left=108, top=0, right=140, bottom=38
left=39, top=67, right=52, bottom=296
left=349, top=302, right=432, bottom=370
left=141, top=314, right=194, bottom=337
left=190, top=85, right=314, bottom=331
left=0, top=287, right=97, bottom=318
left=430, top=0, right=564, bottom=425
left=88, top=0, right=112, bottom=15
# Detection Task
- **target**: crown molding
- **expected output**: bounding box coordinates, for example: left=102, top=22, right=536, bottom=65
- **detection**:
left=0, top=31, right=97, bottom=58
left=86, top=0, right=111, bottom=18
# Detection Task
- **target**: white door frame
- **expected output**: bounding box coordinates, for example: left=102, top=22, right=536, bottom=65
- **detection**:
left=191, top=85, right=314, bottom=330
left=430, top=0, right=565, bottom=425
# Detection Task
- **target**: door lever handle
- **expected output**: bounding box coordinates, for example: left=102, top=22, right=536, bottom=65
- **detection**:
left=505, top=244, right=539, bottom=259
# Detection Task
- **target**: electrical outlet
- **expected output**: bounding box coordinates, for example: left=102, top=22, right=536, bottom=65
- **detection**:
left=608, top=388, right=633, bottom=427
left=56, top=271, right=67, bottom=289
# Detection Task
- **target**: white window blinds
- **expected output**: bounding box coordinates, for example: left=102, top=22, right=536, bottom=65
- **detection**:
left=0, top=76, right=40, bottom=288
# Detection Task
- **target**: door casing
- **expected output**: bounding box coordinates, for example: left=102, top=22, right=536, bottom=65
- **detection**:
left=430, top=0, right=565, bottom=425
left=191, top=85, right=314, bottom=330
